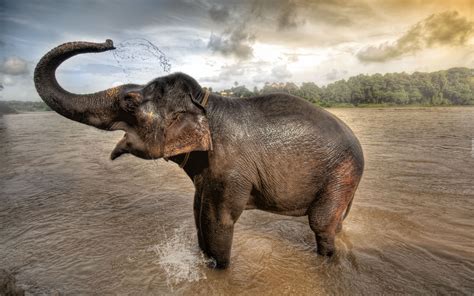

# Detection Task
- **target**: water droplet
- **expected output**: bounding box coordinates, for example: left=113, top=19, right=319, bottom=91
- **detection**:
left=112, top=38, right=172, bottom=82
left=150, top=225, right=212, bottom=288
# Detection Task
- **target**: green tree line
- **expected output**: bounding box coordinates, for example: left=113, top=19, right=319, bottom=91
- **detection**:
left=0, top=101, right=18, bottom=115
left=213, top=67, right=473, bottom=107
left=0, top=101, right=51, bottom=114
left=1, top=67, right=472, bottom=114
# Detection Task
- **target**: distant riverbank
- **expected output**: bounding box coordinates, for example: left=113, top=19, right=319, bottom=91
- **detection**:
left=0, top=101, right=50, bottom=115
left=325, top=103, right=474, bottom=108
left=1, top=100, right=472, bottom=116
left=0, top=101, right=18, bottom=115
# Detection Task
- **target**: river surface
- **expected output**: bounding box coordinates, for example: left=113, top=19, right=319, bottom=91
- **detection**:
left=0, top=107, right=473, bottom=295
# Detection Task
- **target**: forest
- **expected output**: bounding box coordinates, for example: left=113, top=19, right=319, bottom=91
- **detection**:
left=0, top=101, right=51, bottom=114
left=214, top=67, right=473, bottom=107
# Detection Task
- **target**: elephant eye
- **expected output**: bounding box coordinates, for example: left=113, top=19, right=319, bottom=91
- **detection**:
left=121, top=92, right=143, bottom=112
left=144, top=83, right=162, bottom=101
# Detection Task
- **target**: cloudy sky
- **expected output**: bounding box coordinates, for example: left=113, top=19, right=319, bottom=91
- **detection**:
left=0, top=0, right=473, bottom=101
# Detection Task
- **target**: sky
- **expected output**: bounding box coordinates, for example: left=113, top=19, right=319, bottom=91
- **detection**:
left=0, top=0, right=473, bottom=101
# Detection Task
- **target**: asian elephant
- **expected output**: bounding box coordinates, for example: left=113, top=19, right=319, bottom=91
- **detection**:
left=34, top=40, right=364, bottom=269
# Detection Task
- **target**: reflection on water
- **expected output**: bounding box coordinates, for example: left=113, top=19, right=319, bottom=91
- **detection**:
left=0, top=107, right=473, bottom=295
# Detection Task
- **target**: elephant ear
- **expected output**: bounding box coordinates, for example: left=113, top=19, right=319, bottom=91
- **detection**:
left=163, top=110, right=213, bottom=158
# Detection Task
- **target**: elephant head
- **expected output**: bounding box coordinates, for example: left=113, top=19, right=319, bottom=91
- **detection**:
left=34, top=39, right=212, bottom=161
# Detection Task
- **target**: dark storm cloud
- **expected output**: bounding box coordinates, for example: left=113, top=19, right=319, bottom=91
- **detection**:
left=208, top=27, right=255, bottom=59
left=357, top=11, right=474, bottom=63
left=277, top=1, right=304, bottom=30
left=206, top=1, right=258, bottom=59
left=208, top=5, right=230, bottom=23
left=204, top=0, right=377, bottom=54
left=205, top=0, right=305, bottom=59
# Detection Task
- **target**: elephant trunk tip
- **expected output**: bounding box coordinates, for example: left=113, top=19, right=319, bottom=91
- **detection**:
left=105, top=39, right=115, bottom=50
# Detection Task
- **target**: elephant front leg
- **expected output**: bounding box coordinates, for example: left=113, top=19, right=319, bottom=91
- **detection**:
left=200, top=212, right=236, bottom=269
left=196, top=176, right=250, bottom=268
left=193, top=192, right=206, bottom=253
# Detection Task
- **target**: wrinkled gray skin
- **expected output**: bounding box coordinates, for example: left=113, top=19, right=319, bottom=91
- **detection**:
left=35, top=40, right=364, bottom=269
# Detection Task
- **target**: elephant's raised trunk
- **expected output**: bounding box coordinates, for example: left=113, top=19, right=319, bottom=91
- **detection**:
left=34, top=39, right=128, bottom=130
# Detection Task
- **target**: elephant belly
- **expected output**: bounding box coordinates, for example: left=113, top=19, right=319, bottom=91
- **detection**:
left=246, top=183, right=317, bottom=217
left=244, top=153, right=327, bottom=216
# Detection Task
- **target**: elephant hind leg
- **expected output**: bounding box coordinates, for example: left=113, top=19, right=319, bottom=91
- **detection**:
left=307, top=158, right=361, bottom=256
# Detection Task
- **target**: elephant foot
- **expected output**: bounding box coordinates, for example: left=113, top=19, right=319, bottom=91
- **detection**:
left=316, top=234, right=335, bottom=257
left=208, top=258, right=229, bottom=269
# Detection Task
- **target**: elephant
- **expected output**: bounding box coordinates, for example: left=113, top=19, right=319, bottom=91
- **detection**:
left=34, top=39, right=364, bottom=269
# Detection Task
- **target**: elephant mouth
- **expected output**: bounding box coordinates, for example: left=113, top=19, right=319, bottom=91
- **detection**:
left=109, top=131, right=159, bottom=161
left=110, top=133, right=129, bottom=160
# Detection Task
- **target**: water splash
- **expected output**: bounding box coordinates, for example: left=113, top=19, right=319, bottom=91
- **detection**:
left=150, top=225, right=212, bottom=288
left=112, top=38, right=172, bottom=82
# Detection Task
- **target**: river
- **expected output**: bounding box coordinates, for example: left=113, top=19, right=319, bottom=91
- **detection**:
left=0, top=107, right=473, bottom=295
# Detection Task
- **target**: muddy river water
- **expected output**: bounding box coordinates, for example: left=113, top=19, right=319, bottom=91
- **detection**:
left=0, top=107, right=473, bottom=295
